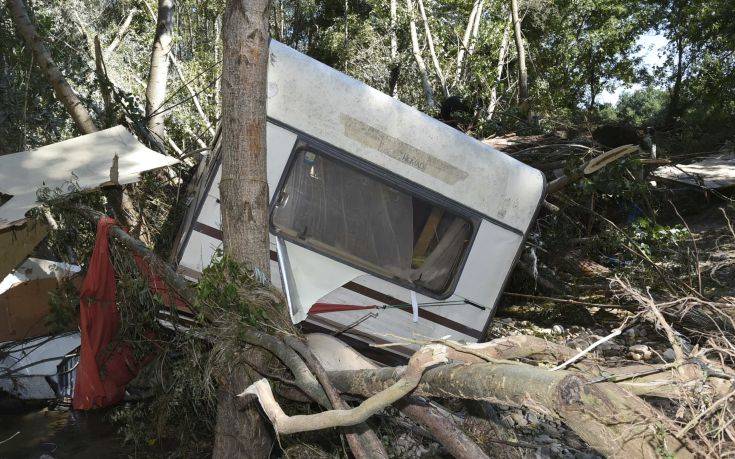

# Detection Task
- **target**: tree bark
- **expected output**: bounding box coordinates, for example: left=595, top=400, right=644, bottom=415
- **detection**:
left=510, top=0, right=529, bottom=118
left=487, top=12, right=511, bottom=120
left=461, top=0, right=485, bottom=82
left=406, top=0, right=435, bottom=109
left=389, top=0, right=399, bottom=98
left=416, top=0, right=448, bottom=97
left=214, top=0, right=273, bottom=457
left=145, top=0, right=174, bottom=143
left=466, top=0, right=484, bottom=58
left=5, top=0, right=98, bottom=134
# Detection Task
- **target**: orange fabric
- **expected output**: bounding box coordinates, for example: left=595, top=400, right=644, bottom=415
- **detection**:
left=73, top=218, right=133, bottom=409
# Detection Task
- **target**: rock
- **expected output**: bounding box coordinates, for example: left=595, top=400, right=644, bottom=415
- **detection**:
left=510, top=411, right=528, bottom=427
left=623, top=328, right=636, bottom=342
left=628, top=344, right=653, bottom=361
left=663, top=348, right=676, bottom=362
left=500, top=414, right=516, bottom=428
left=552, top=324, right=565, bottom=334
left=527, top=411, right=539, bottom=425
left=545, top=425, right=562, bottom=438
left=537, top=434, right=555, bottom=444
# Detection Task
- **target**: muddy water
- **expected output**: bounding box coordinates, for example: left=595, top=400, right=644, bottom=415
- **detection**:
left=0, top=408, right=129, bottom=458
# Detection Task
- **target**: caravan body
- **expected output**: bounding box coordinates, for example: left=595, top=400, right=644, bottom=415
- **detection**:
left=176, top=41, right=544, bottom=359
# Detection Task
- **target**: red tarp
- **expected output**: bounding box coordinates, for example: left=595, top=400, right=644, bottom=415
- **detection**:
left=73, top=217, right=137, bottom=409
left=72, top=218, right=187, bottom=410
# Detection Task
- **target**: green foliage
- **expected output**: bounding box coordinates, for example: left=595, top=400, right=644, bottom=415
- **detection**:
left=606, top=87, right=668, bottom=127
left=195, top=250, right=269, bottom=325
left=629, top=217, right=688, bottom=257
left=109, top=340, right=218, bottom=457
left=46, top=279, right=80, bottom=333
left=3, top=0, right=733, bottom=146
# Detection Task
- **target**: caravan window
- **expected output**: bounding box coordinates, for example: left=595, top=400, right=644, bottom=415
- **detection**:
left=271, top=148, right=474, bottom=297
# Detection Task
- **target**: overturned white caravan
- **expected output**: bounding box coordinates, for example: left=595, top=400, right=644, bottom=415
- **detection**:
left=174, top=41, right=545, bottom=360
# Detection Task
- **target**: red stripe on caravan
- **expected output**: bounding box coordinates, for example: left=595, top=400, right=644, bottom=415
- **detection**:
left=192, top=222, right=481, bottom=339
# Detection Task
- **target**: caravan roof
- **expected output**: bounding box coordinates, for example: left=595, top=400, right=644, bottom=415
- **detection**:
left=266, top=41, right=543, bottom=231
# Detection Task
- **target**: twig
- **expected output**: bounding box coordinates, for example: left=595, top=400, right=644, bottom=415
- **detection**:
left=645, top=288, right=688, bottom=362
left=0, top=431, right=20, bottom=445
left=503, top=292, right=634, bottom=310
left=676, top=388, right=735, bottom=438
left=549, top=327, right=623, bottom=371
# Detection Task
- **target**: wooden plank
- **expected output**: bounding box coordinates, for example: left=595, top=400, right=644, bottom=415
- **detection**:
left=0, top=219, right=49, bottom=281
left=413, top=207, right=444, bottom=260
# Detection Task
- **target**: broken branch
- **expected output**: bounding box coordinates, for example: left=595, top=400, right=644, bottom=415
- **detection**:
left=240, top=345, right=448, bottom=435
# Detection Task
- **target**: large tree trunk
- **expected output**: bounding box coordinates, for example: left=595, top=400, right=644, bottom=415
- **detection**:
left=145, top=0, right=174, bottom=143
left=510, top=0, right=529, bottom=118
left=5, top=0, right=97, bottom=134
left=416, top=0, right=448, bottom=97
left=487, top=12, right=511, bottom=120
left=327, top=362, right=693, bottom=458
left=406, top=0, right=435, bottom=109
left=214, top=0, right=273, bottom=457
left=389, top=0, right=399, bottom=98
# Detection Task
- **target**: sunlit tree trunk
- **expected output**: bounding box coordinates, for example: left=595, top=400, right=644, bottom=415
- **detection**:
left=416, top=0, right=448, bottom=97
left=5, top=0, right=97, bottom=134
left=213, top=0, right=273, bottom=456
left=406, top=0, right=435, bottom=109
left=510, top=0, right=529, bottom=118
left=104, top=8, right=137, bottom=60
left=463, top=0, right=485, bottom=78
left=145, top=0, right=174, bottom=143
left=455, top=0, right=481, bottom=84
left=389, top=0, right=399, bottom=98
left=487, top=12, right=511, bottom=120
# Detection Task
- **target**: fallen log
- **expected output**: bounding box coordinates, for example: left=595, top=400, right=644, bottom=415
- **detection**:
left=326, top=361, right=693, bottom=458
left=454, top=335, right=722, bottom=398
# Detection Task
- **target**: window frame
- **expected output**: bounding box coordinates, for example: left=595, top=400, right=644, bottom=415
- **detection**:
left=268, top=136, right=482, bottom=300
